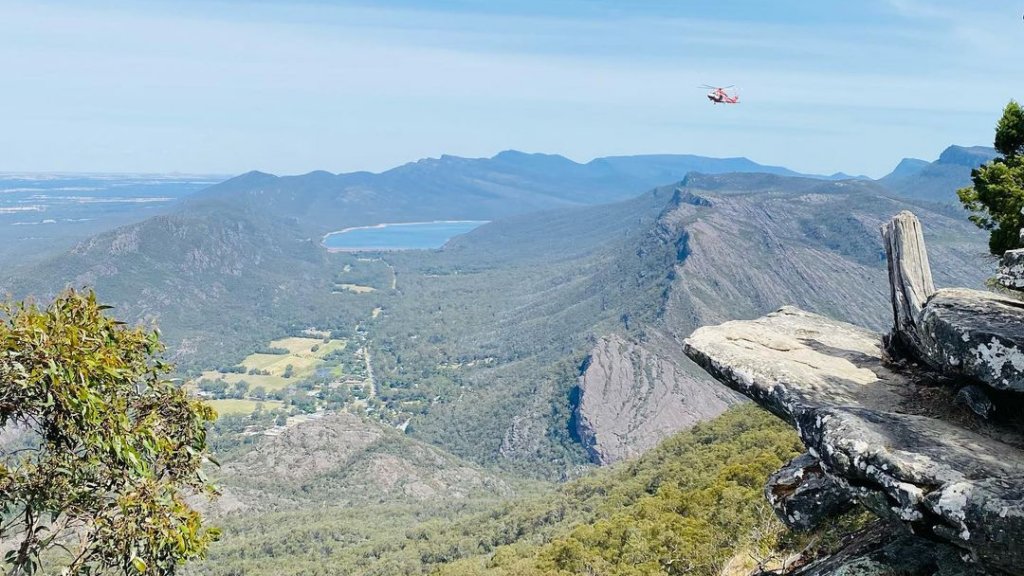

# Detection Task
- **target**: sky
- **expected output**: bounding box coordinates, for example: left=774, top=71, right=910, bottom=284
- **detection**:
left=1, top=0, right=1023, bottom=177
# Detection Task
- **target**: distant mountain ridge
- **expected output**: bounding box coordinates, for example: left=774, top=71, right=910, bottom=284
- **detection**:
left=184, top=150, right=865, bottom=236
left=878, top=144, right=997, bottom=203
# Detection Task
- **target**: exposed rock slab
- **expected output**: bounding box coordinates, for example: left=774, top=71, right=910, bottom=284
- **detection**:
left=765, top=452, right=855, bottom=531
left=574, top=334, right=742, bottom=464
left=915, top=288, right=1024, bottom=392
left=683, top=307, right=1024, bottom=574
left=789, top=522, right=985, bottom=576
left=226, top=411, right=384, bottom=482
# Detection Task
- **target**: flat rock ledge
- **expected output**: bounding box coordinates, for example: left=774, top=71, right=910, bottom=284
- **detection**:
left=684, top=306, right=1024, bottom=575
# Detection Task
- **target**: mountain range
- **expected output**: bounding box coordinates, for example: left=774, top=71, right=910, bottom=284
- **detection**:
left=2, top=142, right=1003, bottom=574
left=878, top=144, right=998, bottom=202
left=182, top=150, right=858, bottom=237
left=3, top=145, right=996, bottom=447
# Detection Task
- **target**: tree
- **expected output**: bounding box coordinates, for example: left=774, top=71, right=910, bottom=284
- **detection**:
left=959, top=99, right=1024, bottom=254
left=0, top=289, right=219, bottom=575
left=232, top=380, right=250, bottom=399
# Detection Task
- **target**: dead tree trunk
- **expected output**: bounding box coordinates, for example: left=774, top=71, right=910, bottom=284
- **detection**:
left=881, top=211, right=936, bottom=358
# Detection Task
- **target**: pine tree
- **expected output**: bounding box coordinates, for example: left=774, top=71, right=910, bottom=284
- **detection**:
left=959, top=100, right=1024, bottom=254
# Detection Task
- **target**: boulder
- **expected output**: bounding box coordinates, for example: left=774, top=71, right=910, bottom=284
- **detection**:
left=683, top=306, right=1024, bottom=575
left=954, top=384, right=995, bottom=419
left=997, top=248, right=1024, bottom=291
left=916, top=288, right=1024, bottom=393
left=765, top=452, right=855, bottom=531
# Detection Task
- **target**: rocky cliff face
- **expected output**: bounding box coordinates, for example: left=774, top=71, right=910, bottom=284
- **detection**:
left=567, top=177, right=990, bottom=468
left=574, top=333, right=742, bottom=464
left=682, top=212, right=1024, bottom=575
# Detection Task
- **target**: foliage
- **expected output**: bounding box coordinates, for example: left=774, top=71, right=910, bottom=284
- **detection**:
left=195, top=405, right=803, bottom=576
left=435, top=404, right=802, bottom=576
left=0, top=289, right=219, bottom=575
left=995, top=100, right=1024, bottom=158
left=958, top=100, right=1024, bottom=254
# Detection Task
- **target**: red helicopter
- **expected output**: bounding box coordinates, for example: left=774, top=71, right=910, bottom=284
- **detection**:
left=701, top=85, right=739, bottom=105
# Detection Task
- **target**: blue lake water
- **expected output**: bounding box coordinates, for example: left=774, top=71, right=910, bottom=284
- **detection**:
left=322, top=220, right=488, bottom=251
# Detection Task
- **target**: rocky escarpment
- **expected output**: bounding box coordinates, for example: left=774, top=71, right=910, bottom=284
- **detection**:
left=683, top=212, right=1024, bottom=575
left=574, top=333, right=742, bottom=464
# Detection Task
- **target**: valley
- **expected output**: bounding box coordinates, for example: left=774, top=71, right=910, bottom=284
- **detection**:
left=0, top=146, right=1001, bottom=575
left=6, top=4, right=1022, bottom=575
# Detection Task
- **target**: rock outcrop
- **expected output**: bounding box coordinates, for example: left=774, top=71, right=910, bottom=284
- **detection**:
left=881, top=210, right=936, bottom=355
left=998, top=247, right=1024, bottom=291
left=683, top=212, right=1024, bottom=575
left=685, top=306, right=1024, bottom=574
left=997, top=227, right=1024, bottom=291
left=883, top=212, right=1024, bottom=393
left=916, top=288, right=1024, bottom=392
left=765, top=453, right=855, bottom=531
left=786, top=523, right=986, bottom=576
left=575, top=334, right=742, bottom=464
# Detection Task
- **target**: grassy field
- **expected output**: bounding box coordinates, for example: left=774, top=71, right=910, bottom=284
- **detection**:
left=199, top=337, right=349, bottom=391
left=208, top=398, right=284, bottom=415
left=200, top=372, right=292, bottom=391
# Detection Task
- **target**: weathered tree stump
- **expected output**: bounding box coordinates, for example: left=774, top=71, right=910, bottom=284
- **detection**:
left=881, top=211, right=936, bottom=357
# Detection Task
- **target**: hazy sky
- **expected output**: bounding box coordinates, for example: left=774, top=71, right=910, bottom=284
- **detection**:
left=2, top=0, right=1023, bottom=176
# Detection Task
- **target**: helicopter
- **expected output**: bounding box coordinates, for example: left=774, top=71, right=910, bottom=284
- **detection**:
left=701, top=85, right=739, bottom=105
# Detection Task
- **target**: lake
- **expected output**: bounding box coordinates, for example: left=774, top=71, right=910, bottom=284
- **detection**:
left=322, top=220, right=488, bottom=251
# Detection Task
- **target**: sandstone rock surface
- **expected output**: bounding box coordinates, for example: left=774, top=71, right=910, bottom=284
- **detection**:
left=684, top=307, right=1024, bottom=574
left=881, top=210, right=935, bottom=355
left=788, top=522, right=986, bottom=576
